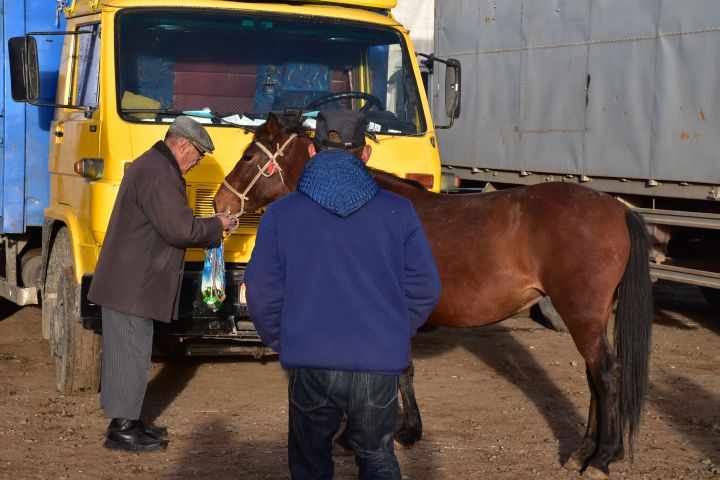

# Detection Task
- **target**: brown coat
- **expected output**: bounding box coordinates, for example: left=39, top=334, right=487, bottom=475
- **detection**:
left=88, top=141, right=222, bottom=322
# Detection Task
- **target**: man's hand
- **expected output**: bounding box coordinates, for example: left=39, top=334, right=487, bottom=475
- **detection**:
left=216, top=213, right=234, bottom=231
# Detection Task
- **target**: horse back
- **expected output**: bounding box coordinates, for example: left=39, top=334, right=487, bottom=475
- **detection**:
left=411, top=182, right=632, bottom=326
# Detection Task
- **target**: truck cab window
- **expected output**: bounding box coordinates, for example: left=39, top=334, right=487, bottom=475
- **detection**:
left=116, top=11, right=426, bottom=136
left=75, top=24, right=100, bottom=108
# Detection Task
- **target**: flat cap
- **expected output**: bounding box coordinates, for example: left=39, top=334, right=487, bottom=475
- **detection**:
left=168, top=115, right=215, bottom=153
left=313, top=110, right=366, bottom=150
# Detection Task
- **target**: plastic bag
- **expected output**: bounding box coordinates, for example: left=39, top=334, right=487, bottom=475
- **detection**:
left=201, top=243, right=226, bottom=312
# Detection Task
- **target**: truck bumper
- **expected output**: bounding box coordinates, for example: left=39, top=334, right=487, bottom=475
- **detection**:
left=0, top=281, right=38, bottom=305
left=79, top=263, right=256, bottom=338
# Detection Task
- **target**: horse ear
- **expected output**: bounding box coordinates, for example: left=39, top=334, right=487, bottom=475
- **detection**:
left=265, top=113, right=281, bottom=140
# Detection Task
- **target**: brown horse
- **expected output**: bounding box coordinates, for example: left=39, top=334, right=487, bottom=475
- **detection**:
left=214, top=113, right=653, bottom=479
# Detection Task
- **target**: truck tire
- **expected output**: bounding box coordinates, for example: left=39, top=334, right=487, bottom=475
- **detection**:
left=20, top=248, right=42, bottom=288
left=42, top=228, right=72, bottom=340
left=530, top=296, right=569, bottom=333
left=51, top=267, right=101, bottom=395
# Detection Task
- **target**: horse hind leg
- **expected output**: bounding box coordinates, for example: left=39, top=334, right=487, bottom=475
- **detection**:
left=570, top=335, right=623, bottom=479
left=565, top=368, right=598, bottom=472
left=583, top=352, right=624, bottom=479
left=552, top=295, right=623, bottom=478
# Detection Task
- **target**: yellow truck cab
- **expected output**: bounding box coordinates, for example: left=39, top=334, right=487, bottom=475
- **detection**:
left=9, top=0, right=454, bottom=394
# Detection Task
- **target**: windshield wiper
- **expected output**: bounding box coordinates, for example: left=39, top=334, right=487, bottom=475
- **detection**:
left=121, top=108, right=257, bottom=133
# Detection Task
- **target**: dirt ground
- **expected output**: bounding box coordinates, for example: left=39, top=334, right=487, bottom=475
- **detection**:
left=0, top=281, right=718, bottom=480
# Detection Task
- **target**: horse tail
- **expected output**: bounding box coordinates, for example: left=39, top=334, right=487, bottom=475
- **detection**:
left=615, top=209, right=653, bottom=459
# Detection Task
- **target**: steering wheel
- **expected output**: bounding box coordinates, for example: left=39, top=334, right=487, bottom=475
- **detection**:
left=304, top=91, right=385, bottom=111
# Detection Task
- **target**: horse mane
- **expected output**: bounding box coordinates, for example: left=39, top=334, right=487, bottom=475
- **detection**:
left=253, top=112, right=309, bottom=141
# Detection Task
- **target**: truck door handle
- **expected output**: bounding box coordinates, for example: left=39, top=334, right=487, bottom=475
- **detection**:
left=54, top=123, right=64, bottom=143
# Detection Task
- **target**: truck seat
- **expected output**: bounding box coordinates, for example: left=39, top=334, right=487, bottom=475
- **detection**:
left=173, top=61, right=258, bottom=114
left=266, top=63, right=351, bottom=110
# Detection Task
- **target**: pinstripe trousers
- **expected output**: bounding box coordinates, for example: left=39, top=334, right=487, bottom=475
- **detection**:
left=100, top=307, right=154, bottom=420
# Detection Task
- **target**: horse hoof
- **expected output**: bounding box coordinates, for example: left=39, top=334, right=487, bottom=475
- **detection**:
left=583, top=466, right=609, bottom=480
left=394, top=439, right=414, bottom=450
left=393, top=430, right=418, bottom=448
left=563, top=456, right=584, bottom=472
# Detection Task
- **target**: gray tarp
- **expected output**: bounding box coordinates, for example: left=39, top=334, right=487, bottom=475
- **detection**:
left=433, top=0, right=720, bottom=185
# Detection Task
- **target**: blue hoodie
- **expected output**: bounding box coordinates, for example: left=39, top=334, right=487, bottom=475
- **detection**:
left=244, top=150, right=441, bottom=375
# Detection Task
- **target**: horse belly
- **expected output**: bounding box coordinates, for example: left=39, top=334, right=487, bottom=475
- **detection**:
left=427, top=271, right=541, bottom=328
left=421, top=211, right=541, bottom=327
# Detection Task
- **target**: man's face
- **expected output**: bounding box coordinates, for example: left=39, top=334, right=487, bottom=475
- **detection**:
left=178, top=139, right=205, bottom=174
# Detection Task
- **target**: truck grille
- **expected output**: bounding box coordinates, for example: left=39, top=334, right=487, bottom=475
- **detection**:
left=193, top=186, right=262, bottom=233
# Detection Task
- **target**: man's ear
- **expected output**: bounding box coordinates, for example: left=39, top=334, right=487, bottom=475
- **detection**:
left=308, top=143, right=317, bottom=158
left=360, top=144, right=372, bottom=164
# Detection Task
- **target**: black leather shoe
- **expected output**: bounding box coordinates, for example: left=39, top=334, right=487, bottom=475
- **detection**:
left=106, top=418, right=168, bottom=439
left=104, top=418, right=169, bottom=452
left=139, top=420, right=168, bottom=439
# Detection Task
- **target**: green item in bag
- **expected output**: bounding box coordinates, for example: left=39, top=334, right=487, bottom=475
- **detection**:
left=202, top=243, right=226, bottom=312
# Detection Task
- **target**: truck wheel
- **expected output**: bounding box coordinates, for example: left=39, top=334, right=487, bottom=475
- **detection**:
left=700, top=287, right=720, bottom=309
left=20, top=248, right=42, bottom=288
left=42, top=228, right=72, bottom=340
left=530, top=296, right=568, bottom=333
left=51, top=267, right=101, bottom=395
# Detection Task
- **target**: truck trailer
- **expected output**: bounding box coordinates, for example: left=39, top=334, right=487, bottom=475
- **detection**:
left=420, top=0, right=720, bottom=305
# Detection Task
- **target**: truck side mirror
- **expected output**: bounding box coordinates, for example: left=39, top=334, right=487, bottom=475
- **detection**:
left=8, top=36, right=40, bottom=103
left=444, top=58, right=461, bottom=120
left=419, top=53, right=461, bottom=129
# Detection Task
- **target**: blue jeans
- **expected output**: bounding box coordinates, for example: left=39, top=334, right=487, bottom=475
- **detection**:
left=288, top=368, right=401, bottom=480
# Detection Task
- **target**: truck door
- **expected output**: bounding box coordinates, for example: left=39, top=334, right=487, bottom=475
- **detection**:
left=49, top=22, right=101, bottom=191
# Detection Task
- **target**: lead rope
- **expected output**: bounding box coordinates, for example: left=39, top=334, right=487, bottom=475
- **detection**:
left=202, top=133, right=298, bottom=311
left=220, top=133, right=298, bottom=234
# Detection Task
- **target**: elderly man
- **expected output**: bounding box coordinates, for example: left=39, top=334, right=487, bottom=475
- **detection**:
left=88, top=116, right=232, bottom=452
left=245, top=110, right=441, bottom=479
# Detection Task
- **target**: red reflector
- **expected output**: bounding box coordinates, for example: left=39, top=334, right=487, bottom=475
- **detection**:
left=405, top=173, right=434, bottom=189
left=73, top=158, right=104, bottom=180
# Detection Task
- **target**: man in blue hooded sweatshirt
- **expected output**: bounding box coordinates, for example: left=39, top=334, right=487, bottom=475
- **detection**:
left=245, top=109, right=441, bottom=480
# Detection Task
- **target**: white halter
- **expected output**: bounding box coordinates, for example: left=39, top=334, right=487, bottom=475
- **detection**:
left=221, top=133, right=298, bottom=231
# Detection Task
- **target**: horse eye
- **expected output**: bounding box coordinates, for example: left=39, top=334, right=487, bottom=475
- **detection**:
left=242, top=154, right=252, bottom=162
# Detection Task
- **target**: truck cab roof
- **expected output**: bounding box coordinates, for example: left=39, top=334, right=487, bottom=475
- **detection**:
left=64, top=0, right=397, bottom=17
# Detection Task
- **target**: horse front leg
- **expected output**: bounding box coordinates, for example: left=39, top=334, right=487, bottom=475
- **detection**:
left=332, top=361, right=422, bottom=455
left=394, top=360, right=422, bottom=447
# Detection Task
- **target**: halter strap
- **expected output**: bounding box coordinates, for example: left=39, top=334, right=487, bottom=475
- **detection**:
left=221, top=133, right=298, bottom=232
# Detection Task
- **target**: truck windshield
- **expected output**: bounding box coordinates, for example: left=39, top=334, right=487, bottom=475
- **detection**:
left=116, top=10, right=426, bottom=135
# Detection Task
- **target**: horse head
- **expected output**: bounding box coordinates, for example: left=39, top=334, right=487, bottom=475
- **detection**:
left=214, top=112, right=312, bottom=216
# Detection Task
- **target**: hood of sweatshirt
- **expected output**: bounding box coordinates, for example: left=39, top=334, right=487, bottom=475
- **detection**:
left=296, top=149, right=379, bottom=217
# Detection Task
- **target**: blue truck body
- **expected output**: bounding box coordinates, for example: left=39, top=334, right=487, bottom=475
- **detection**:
left=1, top=0, right=64, bottom=304
left=2, top=0, right=63, bottom=234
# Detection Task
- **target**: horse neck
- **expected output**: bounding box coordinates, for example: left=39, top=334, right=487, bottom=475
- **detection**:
left=369, top=169, right=434, bottom=203
left=281, top=136, right=313, bottom=189
left=278, top=140, right=433, bottom=204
